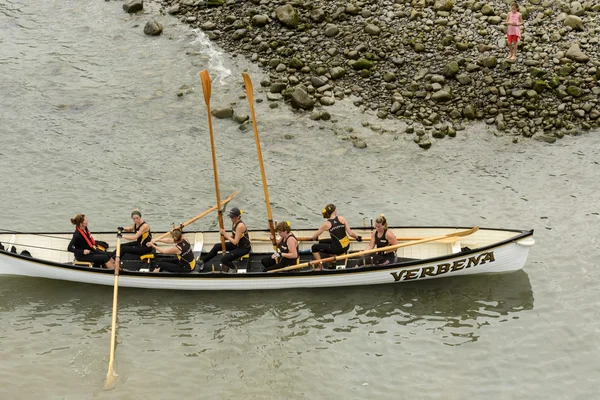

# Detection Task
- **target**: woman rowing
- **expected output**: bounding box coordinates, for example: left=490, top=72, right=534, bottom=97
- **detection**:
left=361, top=214, right=398, bottom=266
left=147, top=229, right=196, bottom=273
left=261, top=221, right=299, bottom=272
left=310, top=204, right=361, bottom=269
left=197, top=207, right=251, bottom=273
left=116, top=209, right=153, bottom=259
left=67, top=214, right=115, bottom=269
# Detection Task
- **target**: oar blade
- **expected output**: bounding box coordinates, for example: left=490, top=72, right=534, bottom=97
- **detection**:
left=103, top=365, right=118, bottom=390
left=242, top=72, right=254, bottom=104
left=199, top=70, right=212, bottom=106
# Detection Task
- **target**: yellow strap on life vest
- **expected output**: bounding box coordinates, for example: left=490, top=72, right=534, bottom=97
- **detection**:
left=339, top=236, right=349, bottom=248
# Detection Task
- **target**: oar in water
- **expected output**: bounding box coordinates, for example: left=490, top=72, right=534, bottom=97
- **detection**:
left=152, top=189, right=240, bottom=242
left=104, top=230, right=122, bottom=390
left=269, top=227, right=479, bottom=273
left=242, top=72, right=277, bottom=248
left=199, top=70, right=227, bottom=256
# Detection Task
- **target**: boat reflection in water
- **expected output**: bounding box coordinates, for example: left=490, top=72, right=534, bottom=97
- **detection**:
left=259, top=270, right=535, bottom=347
left=0, top=270, right=533, bottom=351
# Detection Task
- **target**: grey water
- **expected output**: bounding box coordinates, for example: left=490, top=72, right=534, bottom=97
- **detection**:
left=0, top=0, right=599, bottom=399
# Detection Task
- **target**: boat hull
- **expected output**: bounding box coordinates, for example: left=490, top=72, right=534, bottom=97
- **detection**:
left=0, top=227, right=534, bottom=290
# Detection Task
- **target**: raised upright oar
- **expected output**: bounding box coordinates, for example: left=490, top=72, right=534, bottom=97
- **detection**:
left=199, top=70, right=226, bottom=254
left=104, top=230, right=122, bottom=390
left=242, top=72, right=277, bottom=247
left=269, top=227, right=480, bottom=273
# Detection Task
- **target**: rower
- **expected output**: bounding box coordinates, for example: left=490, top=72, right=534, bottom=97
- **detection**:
left=361, top=214, right=398, bottom=266
left=261, top=221, right=299, bottom=272
left=148, top=229, right=196, bottom=273
left=196, top=207, right=251, bottom=273
left=116, top=209, right=153, bottom=260
left=310, top=204, right=362, bottom=269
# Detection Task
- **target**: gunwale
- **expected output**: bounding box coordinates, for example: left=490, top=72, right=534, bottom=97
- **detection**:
left=0, top=227, right=534, bottom=289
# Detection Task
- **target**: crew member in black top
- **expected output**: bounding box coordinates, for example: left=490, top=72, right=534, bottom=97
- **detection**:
left=362, top=214, right=398, bottom=266
left=148, top=229, right=196, bottom=273
left=310, top=204, right=362, bottom=269
left=261, top=221, right=299, bottom=272
left=197, top=207, right=251, bottom=273
left=116, top=209, right=153, bottom=259
left=67, top=213, right=115, bottom=269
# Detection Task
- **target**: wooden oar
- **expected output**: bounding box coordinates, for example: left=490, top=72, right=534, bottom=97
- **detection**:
left=153, top=190, right=239, bottom=241
left=199, top=70, right=226, bottom=254
left=104, top=231, right=122, bottom=390
left=269, top=227, right=479, bottom=273
left=251, top=235, right=461, bottom=243
left=242, top=72, right=277, bottom=247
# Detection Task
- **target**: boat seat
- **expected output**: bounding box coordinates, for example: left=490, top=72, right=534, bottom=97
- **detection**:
left=140, top=253, right=155, bottom=264
left=230, top=252, right=251, bottom=273
left=73, top=261, right=93, bottom=267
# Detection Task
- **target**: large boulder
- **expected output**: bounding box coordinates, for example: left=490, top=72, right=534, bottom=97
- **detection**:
left=481, top=4, right=495, bottom=15
left=330, top=67, right=346, bottom=79
left=211, top=107, right=234, bottom=119
left=311, top=8, right=326, bottom=22
left=443, top=61, right=459, bottom=78
left=290, top=88, right=316, bottom=110
left=463, top=105, right=476, bottom=119
left=275, top=4, right=299, bottom=29
left=480, top=56, right=497, bottom=68
left=566, top=86, right=583, bottom=97
left=351, top=58, right=373, bottom=70
left=364, top=24, right=381, bottom=36
left=432, top=90, right=452, bottom=102
left=457, top=74, right=472, bottom=85
left=123, top=0, right=143, bottom=13
left=324, top=24, right=340, bottom=37
left=564, top=15, right=584, bottom=31
left=143, top=19, right=163, bottom=36
left=565, top=43, right=589, bottom=63
left=433, top=0, right=453, bottom=11
left=251, top=15, right=269, bottom=27
left=570, top=1, right=584, bottom=16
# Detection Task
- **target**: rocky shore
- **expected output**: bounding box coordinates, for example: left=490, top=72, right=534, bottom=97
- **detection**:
left=133, top=0, right=599, bottom=148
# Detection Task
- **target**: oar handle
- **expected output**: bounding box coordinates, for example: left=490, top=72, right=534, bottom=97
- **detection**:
left=153, top=190, right=239, bottom=241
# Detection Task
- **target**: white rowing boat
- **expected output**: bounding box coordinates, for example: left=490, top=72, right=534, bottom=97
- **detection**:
left=0, top=226, right=534, bottom=290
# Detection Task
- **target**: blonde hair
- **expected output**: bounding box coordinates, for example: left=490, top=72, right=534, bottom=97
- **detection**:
left=375, top=214, right=388, bottom=229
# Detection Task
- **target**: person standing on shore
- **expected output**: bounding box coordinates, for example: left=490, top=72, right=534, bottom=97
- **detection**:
left=506, top=2, right=523, bottom=61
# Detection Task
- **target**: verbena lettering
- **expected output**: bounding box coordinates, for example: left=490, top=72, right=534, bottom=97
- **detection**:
left=391, top=251, right=495, bottom=282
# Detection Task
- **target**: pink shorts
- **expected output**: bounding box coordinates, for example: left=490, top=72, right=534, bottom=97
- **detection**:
left=507, top=35, right=519, bottom=44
